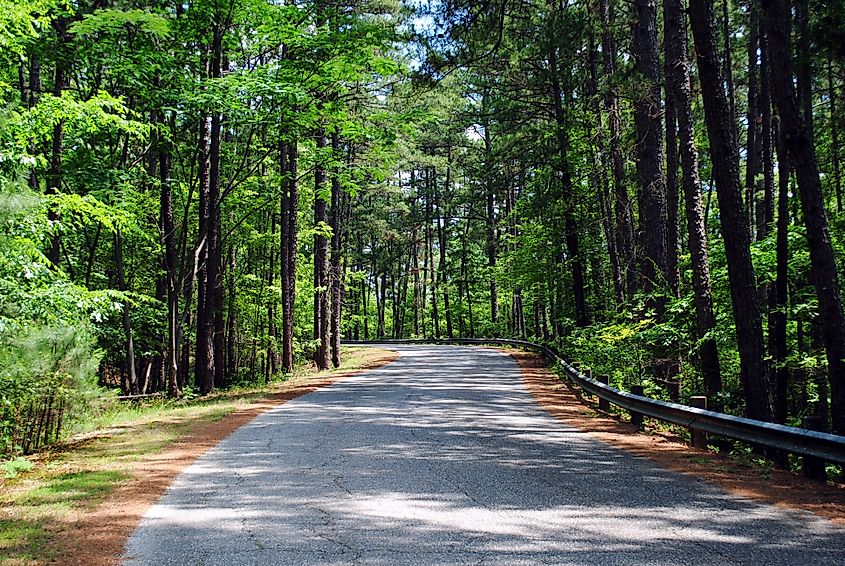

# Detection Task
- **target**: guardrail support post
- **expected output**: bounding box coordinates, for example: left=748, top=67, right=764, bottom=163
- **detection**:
left=629, top=385, right=644, bottom=429
left=597, top=375, right=610, bottom=412
left=689, top=396, right=708, bottom=449
left=802, top=416, right=827, bottom=481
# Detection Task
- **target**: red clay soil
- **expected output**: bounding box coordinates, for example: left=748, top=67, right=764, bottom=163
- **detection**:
left=47, top=350, right=399, bottom=566
left=509, top=349, right=845, bottom=526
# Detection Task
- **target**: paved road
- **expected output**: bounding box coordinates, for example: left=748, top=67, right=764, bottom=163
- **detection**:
left=124, top=345, right=845, bottom=565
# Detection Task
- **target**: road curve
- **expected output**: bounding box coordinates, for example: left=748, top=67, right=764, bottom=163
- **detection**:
left=123, top=345, right=845, bottom=565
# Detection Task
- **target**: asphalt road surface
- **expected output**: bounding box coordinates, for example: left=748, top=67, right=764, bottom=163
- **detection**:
left=123, top=345, right=845, bottom=565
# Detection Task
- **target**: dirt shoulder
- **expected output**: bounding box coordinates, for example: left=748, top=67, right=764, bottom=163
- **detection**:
left=41, top=348, right=399, bottom=566
left=508, top=348, right=845, bottom=526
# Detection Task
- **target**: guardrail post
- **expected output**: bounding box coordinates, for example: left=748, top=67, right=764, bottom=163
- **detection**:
left=629, top=385, right=644, bottom=429
left=802, top=416, right=827, bottom=481
left=689, top=396, right=708, bottom=449
left=597, top=375, right=610, bottom=412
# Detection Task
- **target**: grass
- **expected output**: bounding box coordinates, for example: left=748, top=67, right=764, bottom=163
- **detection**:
left=0, top=346, right=393, bottom=566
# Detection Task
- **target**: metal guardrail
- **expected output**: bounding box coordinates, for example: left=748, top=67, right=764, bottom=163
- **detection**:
left=346, top=337, right=845, bottom=466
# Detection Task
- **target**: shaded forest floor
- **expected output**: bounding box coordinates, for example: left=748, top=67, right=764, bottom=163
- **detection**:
left=0, top=346, right=398, bottom=566
left=509, top=348, right=845, bottom=526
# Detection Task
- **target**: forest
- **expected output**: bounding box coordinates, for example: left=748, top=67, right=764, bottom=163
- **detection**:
left=2, top=0, right=845, bottom=458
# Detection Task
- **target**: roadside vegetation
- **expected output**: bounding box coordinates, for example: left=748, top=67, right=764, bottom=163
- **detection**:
left=2, top=0, right=845, bottom=544
left=0, top=346, right=393, bottom=566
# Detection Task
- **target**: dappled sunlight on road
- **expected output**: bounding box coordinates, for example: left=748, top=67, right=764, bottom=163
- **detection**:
left=124, top=345, right=845, bottom=566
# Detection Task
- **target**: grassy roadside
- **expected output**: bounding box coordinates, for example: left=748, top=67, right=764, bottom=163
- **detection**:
left=0, top=346, right=395, bottom=566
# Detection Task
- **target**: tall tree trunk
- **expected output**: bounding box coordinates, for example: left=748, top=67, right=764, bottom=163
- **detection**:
left=690, top=0, right=773, bottom=422
left=722, top=0, right=737, bottom=141
left=745, top=3, right=760, bottom=240
left=159, top=113, right=181, bottom=397
left=829, top=58, right=842, bottom=214
left=426, top=166, right=440, bottom=337
left=313, top=130, right=330, bottom=370
left=663, top=16, right=680, bottom=300
left=114, top=229, right=138, bottom=395
left=771, top=123, right=790, bottom=424
left=46, top=30, right=66, bottom=267
left=632, top=0, right=668, bottom=318
left=280, top=140, right=297, bottom=373
left=329, top=132, right=343, bottom=368
left=600, top=0, right=637, bottom=299
left=195, top=113, right=214, bottom=394
left=27, top=55, right=40, bottom=191
left=666, top=0, right=722, bottom=397
left=483, top=110, right=499, bottom=326
left=548, top=42, right=589, bottom=326
left=439, top=147, right=454, bottom=338
left=763, top=0, right=845, bottom=434
left=267, top=211, right=279, bottom=377
left=226, top=247, right=238, bottom=381
left=314, top=145, right=331, bottom=359
left=207, top=28, right=225, bottom=391
left=758, top=18, right=775, bottom=241
left=795, top=0, right=814, bottom=147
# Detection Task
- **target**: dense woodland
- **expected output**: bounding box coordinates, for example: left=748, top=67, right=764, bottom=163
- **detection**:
left=2, top=0, right=845, bottom=458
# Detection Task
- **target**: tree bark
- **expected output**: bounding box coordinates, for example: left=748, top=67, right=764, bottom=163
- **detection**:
left=763, top=0, right=845, bottom=434
left=548, top=42, right=588, bottom=326
left=280, top=140, right=297, bottom=373
left=690, top=0, right=773, bottom=421
left=195, top=112, right=214, bottom=394
left=771, top=122, right=790, bottom=424
left=663, top=11, right=680, bottom=300
left=313, top=130, right=330, bottom=370
left=829, top=58, right=842, bottom=214
left=114, top=229, right=138, bottom=395
left=599, top=0, right=637, bottom=300
left=745, top=3, right=760, bottom=240
left=632, top=0, right=668, bottom=318
left=439, top=146, right=454, bottom=338
left=666, top=0, right=721, bottom=397
left=159, top=112, right=181, bottom=397
left=329, top=131, right=343, bottom=368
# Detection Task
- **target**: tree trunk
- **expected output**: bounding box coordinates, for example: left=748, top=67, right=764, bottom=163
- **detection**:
left=207, top=28, right=225, bottom=391
left=114, top=229, right=138, bottom=395
left=758, top=17, right=775, bottom=241
left=226, top=247, right=238, bottom=381
left=771, top=123, right=790, bottom=424
left=159, top=113, right=181, bottom=397
left=483, top=111, right=499, bottom=327
left=745, top=3, right=760, bottom=240
left=763, top=0, right=845, bottom=434
left=664, top=22, right=680, bottom=300
left=267, top=211, right=279, bottom=377
left=829, top=58, right=842, bottom=214
left=280, top=140, right=297, bottom=373
left=548, top=42, right=588, bottom=326
left=632, top=0, right=668, bottom=318
left=666, top=0, right=722, bottom=397
left=599, top=0, right=637, bottom=300
left=690, top=0, right=773, bottom=422
left=439, top=147, right=454, bottom=338
left=313, top=130, right=330, bottom=370
left=329, top=132, right=343, bottom=368
left=195, top=112, right=214, bottom=395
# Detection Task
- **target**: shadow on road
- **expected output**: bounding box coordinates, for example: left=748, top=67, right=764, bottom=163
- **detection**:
left=124, top=346, right=845, bottom=565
